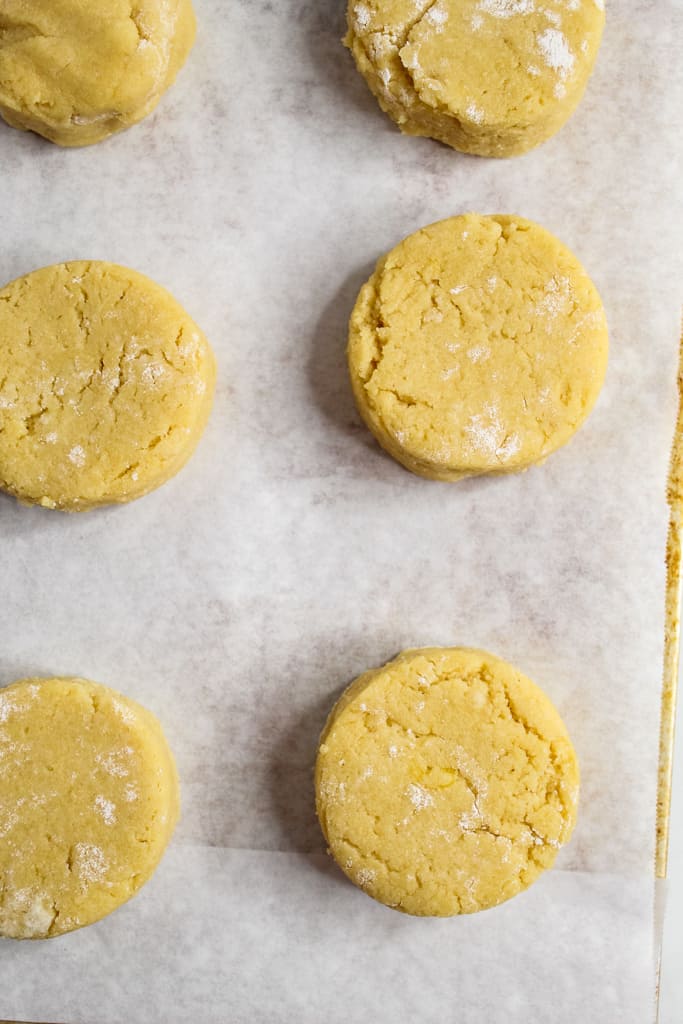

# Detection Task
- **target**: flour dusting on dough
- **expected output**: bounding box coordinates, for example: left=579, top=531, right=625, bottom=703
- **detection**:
left=67, top=445, right=87, bottom=468
left=407, top=783, right=434, bottom=810
left=353, top=2, right=371, bottom=29
left=112, top=699, right=137, bottom=725
left=72, top=842, right=108, bottom=886
left=466, top=103, right=484, bottom=124
left=536, top=28, right=575, bottom=78
left=425, top=3, right=448, bottom=27
left=464, top=404, right=519, bottom=462
left=96, top=747, right=133, bottom=778
left=1, top=889, right=54, bottom=938
left=478, top=0, right=535, bottom=16
left=94, top=795, right=117, bottom=825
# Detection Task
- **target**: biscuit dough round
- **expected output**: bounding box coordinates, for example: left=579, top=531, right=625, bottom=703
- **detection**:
left=345, top=0, right=605, bottom=157
left=0, top=0, right=196, bottom=146
left=0, top=261, right=215, bottom=510
left=0, top=676, right=179, bottom=939
left=348, top=213, right=608, bottom=481
left=316, top=648, right=579, bottom=916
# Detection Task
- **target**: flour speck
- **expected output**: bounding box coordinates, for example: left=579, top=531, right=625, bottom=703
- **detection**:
left=67, top=445, right=86, bottom=468
left=467, top=345, right=491, bottom=364
left=466, top=103, right=484, bottom=124
left=96, top=747, right=133, bottom=778
left=112, top=699, right=136, bottom=725
left=72, top=842, right=108, bottom=885
left=426, top=3, right=448, bottom=27
left=141, top=363, right=166, bottom=387
left=406, top=783, right=434, bottom=810
left=353, top=2, right=371, bottom=30
left=94, top=795, right=117, bottom=825
left=478, top=0, right=535, bottom=16
left=536, top=28, right=575, bottom=78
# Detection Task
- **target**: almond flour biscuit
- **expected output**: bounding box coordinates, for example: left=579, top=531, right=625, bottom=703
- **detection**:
left=316, top=647, right=579, bottom=916
left=0, top=676, right=179, bottom=939
left=0, top=261, right=215, bottom=510
left=348, top=213, right=608, bottom=481
left=0, top=0, right=196, bottom=146
left=345, top=0, right=605, bottom=157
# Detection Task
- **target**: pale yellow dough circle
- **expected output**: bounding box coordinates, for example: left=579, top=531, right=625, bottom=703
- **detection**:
left=346, top=0, right=605, bottom=157
left=348, top=213, right=608, bottom=481
left=0, top=261, right=216, bottom=511
left=316, top=648, right=579, bottom=916
left=0, top=0, right=196, bottom=146
left=0, top=677, right=179, bottom=939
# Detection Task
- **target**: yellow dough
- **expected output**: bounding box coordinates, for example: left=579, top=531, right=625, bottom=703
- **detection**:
left=348, top=213, right=608, bottom=481
left=0, top=261, right=216, bottom=510
left=316, top=648, right=579, bottom=916
left=345, top=0, right=604, bottom=157
left=0, top=0, right=196, bottom=146
left=0, top=676, right=179, bottom=939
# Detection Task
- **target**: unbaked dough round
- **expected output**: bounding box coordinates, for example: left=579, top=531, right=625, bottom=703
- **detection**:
left=348, top=213, right=608, bottom=481
left=316, top=647, right=579, bottom=916
left=0, top=676, right=179, bottom=939
left=0, top=260, right=215, bottom=510
left=345, top=0, right=605, bottom=157
left=0, top=0, right=196, bottom=146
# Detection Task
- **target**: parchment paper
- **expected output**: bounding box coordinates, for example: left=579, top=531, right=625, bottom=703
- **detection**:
left=1, top=2, right=682, bottom=1021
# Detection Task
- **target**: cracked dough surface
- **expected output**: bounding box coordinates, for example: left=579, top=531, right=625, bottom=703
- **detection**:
left=315, top=647, right=579, bottom=916
left=0, top=676, right=179, bottom=939
left=0, top=260, right=215, bottom=510
left=0, top=0, right=195, bottom=146
left=348, top=213, right=608, bottom=481
left=345, top=0, right=604, bottom=157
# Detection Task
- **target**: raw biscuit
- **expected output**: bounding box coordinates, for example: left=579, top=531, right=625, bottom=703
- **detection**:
left=0, top=0, right=196, bottom=146
left=348, top=213, right=608, bottom=481
left=345, top=0, right=605, bottom=157
left=0, top=260, right=215, bottom=510
left=316, top=647, right=579, bottom=916
left=0, top=676, right=179, bottom=939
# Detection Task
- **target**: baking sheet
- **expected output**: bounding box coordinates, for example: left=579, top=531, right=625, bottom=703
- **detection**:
left=658, top=324, right=683, bottom=880
left=1, top=1, right=682, bottom=1021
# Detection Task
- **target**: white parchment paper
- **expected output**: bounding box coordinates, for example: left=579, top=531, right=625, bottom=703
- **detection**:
left=1, top=2, right=682, bottom=1020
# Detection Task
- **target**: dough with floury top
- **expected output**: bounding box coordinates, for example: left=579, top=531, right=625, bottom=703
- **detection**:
left=348, top=213, right=608, bottom=481
left=0, top=261, right=215, bottom=511
left=345, top=0, right=605, bottom=157
left=0, top=677, right=179, bottom=939
left=0, top=0, right=196, bottom=146
left=315, top=648, right=579, bottom=916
